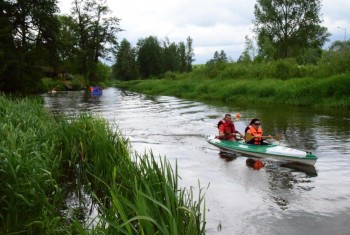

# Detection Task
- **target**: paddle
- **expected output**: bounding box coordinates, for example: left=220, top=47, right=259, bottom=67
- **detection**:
left=235, top=112, right=241, bottom=120
left=244, top=133, right=283, bottom=142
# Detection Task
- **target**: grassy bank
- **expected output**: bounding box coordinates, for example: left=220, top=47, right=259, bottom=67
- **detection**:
left=0, top=96, right=205, bottom=234
left=114, top=63, right=350, bottom=108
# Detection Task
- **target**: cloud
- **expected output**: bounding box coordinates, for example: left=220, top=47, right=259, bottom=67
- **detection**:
left=58, top=0, right=350, bottom=64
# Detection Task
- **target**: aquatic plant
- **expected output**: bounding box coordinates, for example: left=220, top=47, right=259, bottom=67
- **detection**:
left=0, top=96, right=206, bottom=234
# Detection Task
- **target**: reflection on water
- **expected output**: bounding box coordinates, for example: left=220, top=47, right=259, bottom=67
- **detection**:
left=41, top=88, right=350, bottom=235
left=281, top=162, right=317, bottom=176
left=219, top=151, right=237, bottom=162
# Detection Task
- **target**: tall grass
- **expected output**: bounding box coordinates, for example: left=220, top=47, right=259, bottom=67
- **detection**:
left=0, top=96, right=65, bottom=233
left=114, top=68, right=350, bottom=107
left=0, top=96, right=206, bottom=234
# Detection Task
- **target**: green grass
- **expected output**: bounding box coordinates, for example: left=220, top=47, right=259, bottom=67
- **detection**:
left=114, top=71, right=350, bottom=107
left=0, top=96, right=206, bottom=234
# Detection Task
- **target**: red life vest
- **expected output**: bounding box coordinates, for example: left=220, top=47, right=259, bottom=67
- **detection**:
left=218, top=120, right=236, bottom=140
left=247, top=125, right=263, bottom=145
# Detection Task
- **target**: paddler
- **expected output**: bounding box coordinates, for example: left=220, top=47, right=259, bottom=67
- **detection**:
left=244, top=118, right=271, bottom=145
left=217, top=114, right=244, bottom=141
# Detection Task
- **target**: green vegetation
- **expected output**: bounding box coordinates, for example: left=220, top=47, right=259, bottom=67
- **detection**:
left=114, top=60, right=350, bottom=107
left=113, top=36, right=194, bottom=81
left=253, top=0, right=329, bottom=61
left=0, top=96, right=206, bottom=234
left=0, top=0, right=119, bottom=93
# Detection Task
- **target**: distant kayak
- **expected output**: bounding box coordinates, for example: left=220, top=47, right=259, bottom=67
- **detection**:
left=89, top=86, right=102, bottom=95
left=206, top=135, right=317, bottom=166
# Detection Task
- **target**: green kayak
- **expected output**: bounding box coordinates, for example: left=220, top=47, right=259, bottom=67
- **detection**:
left=206, top=135, right=318, bottom=166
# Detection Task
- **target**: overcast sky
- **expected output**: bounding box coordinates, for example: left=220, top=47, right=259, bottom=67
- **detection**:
left=58, top=0, right=350, bottom=64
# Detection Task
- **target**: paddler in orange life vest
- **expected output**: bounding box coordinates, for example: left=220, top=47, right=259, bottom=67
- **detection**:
left=218, top=114, right=244, bottom=141
left=245, top=118, right=271, bottom=145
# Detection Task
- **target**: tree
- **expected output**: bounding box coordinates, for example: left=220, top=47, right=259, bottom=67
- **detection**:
left=219, top=50, right=228, bottom=62
left=178, top=42, right=187, bottom=72
left=318, top=40, right=350, bottom=74
left=70, top=0, right=121, bottom=82
left=185, top=36, right=195, bottom=71
left=238, top=36, right=254, bottom=63
left=206, top=50, right=228, bottom=65
left=55, top=15, right=79, bottom=74
left=253, top=0, right=330, bottom=61
left=113, top=39, right=138, bottom=80
left=0, top=0, right=60, bottom=93
left=162, top=37, right=180, bottom=72
left=137, top=36, right=163, bottom=78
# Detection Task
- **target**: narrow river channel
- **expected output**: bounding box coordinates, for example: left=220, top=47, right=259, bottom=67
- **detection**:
left=42, top=87, right=350, bottom=235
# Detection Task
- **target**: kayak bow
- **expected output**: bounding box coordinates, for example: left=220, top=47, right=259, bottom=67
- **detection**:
left=206, top=135, right=317, bottom=166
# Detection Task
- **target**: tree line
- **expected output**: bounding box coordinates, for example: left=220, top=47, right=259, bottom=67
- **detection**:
left=113, top=36, right=194, bottom=81
left=0, top=0, right=193, bottom=93
left=0, top=0, right=121, bottom=93
left=1, top=0, right=349, bottom=93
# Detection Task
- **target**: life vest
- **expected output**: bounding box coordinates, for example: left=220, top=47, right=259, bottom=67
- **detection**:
left=217, top=120, right=236, bottom=140
left=247, top=125, right=263, bottom=145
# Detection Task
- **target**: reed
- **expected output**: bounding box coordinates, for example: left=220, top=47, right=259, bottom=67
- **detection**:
left=92, top=152, right=206, bottom=234
left=0, top=96, right=206, bottom=234
left=0, top=96, right=65, bottom=233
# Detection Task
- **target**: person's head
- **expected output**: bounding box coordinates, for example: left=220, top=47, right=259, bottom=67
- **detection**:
left=249, top=118, right=261, bottom=129
left=224, top=113, right=233, bottom=123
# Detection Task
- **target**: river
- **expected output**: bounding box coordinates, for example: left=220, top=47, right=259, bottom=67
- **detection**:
left=42, top=87, right=350, bottom=235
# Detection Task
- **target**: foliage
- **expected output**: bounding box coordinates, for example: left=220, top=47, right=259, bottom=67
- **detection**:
left=317, top=40, right=350, bottom=76
left=253, top=0, right=330, bottom=60
left=0, top=96, right=65, bottom=233
left=137, top=36, right=163, bottom=78
left=113, top=39, right=139, bottom=80
left=115, top=60, right=350, bottom=107
left=238, top=36, right=255, bottom=63
left=41, top=77, right=66, bottom=91
left=185, top=36, right=195, bottom=71
left=113, top=36, right=194, bottom=80
left=206, top=50, right=229, bottom=65
left=0, top=0, right=60, bottom=93
left=0, top=96, right=206, bottom=234
left=69, top=0, right=121, bottom=82
left=95, top=62, right=112, bottom=82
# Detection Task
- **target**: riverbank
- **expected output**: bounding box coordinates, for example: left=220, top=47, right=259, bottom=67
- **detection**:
left=114, top=70, right=350, bottom=108
left=0, top=96, right=205, bottom=234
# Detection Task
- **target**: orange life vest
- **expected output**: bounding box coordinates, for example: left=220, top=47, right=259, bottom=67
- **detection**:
left=218, top=120, right=236, bottom=140
left=247, top=125, right=263, bottom=145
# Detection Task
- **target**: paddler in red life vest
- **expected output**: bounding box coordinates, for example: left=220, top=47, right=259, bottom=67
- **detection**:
left=245, top=118, right=271, bottom=145
left=218, top=114, right=244, bottom=141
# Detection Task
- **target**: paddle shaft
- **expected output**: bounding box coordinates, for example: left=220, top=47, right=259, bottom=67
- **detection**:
left=244, top=133, right=282, bottom=142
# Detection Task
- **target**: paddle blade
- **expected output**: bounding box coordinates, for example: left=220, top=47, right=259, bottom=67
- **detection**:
left=274, top=133, right=283, bottom=141
left=244, top=133, right=254, bottom=142
left=235, top=112, right=241, bottom=120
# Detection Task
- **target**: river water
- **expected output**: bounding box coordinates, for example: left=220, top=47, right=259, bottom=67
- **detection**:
left=42, top=88, right=350, bottom=235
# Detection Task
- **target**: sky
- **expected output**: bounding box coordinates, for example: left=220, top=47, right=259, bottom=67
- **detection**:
left=58, top=0, right=350, bottom=64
